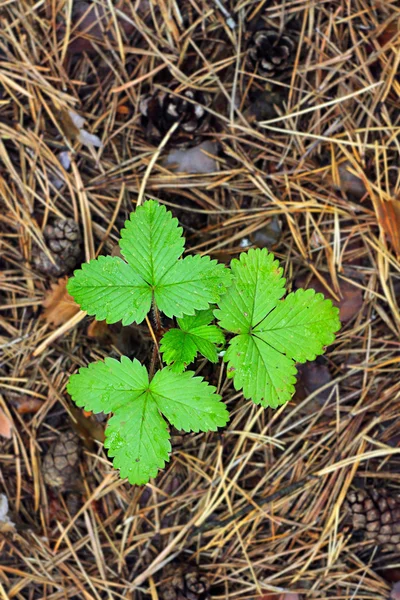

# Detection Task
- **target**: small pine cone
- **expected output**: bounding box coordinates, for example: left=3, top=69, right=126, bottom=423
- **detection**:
left=34, top=218, right=81, bottom=276
left=345, top=488, right=400, bottom=551
left=248, top=29, right=296, bottom=78
left=160, top=564, right=210, bottom=600
left=42, top=431, right=80, bottom=490
left=140, top=89, right=210, bottom=146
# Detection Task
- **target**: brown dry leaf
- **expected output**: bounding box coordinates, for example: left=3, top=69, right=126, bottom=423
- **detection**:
left=87, top=319, right=115, bottom=345
left=58, top=109, right=103, bottom=148
left=375, top=197, right=400, bottom=257
left=0, top=408, right=12, bottom=439
left=13, top=397, right=44, bottom=415
left=58, top=108, right=81, bottom=141
left=5, top=391, right=43, bottom=415
left=42, top=277, right=80, bottom=327
left=377, top=21, right=399, bottom=46
left=69, top=403, right=105, bottom=449
left=296, top=274, right=363, bottom=323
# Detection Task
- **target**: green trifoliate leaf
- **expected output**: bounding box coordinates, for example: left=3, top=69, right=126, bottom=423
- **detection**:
left=67, top=357, right=228, bottom=485
left=216, top=248, right=341, bottom=408
left=68, top=200, right=231, bottom=324
left=160, top=309, right=225, bottom=372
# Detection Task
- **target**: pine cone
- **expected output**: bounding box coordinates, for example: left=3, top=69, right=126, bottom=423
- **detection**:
left=346, top=488, right=400, bottom=551
left=160, top=563, right=210, bottom=600
left=42, top=431, right=80, bottom=490
left=34, top=218, right=81, bottom=276
left=248, top=29, right=296, bottom=78
left=140, top=89, right=210, bottom=146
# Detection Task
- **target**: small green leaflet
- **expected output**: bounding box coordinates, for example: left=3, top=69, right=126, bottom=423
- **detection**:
left=66, top=256, right=152, bottom=326
left=160, top=309, right=225, bottom=372
left=216, top=248, right=286, bottom=334
left=215, top=248, right=341, bottom=408
left=68, top=201, right=231, bottom=325
left=67, top=357, right=228, bottom=485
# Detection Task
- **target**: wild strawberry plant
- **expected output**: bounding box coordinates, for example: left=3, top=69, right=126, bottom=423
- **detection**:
left=67, top=200, right=340, bottom=484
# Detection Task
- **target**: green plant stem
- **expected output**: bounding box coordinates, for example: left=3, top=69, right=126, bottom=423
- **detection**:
left=148, top=301, right=163, bottom=380
left=152, top=302, right=163, bottom=335
left=148, top=343, right=158, bottom=381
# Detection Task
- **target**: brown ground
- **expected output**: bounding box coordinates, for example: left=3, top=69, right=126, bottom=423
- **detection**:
left=1, top=0, right=400, bottom=598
